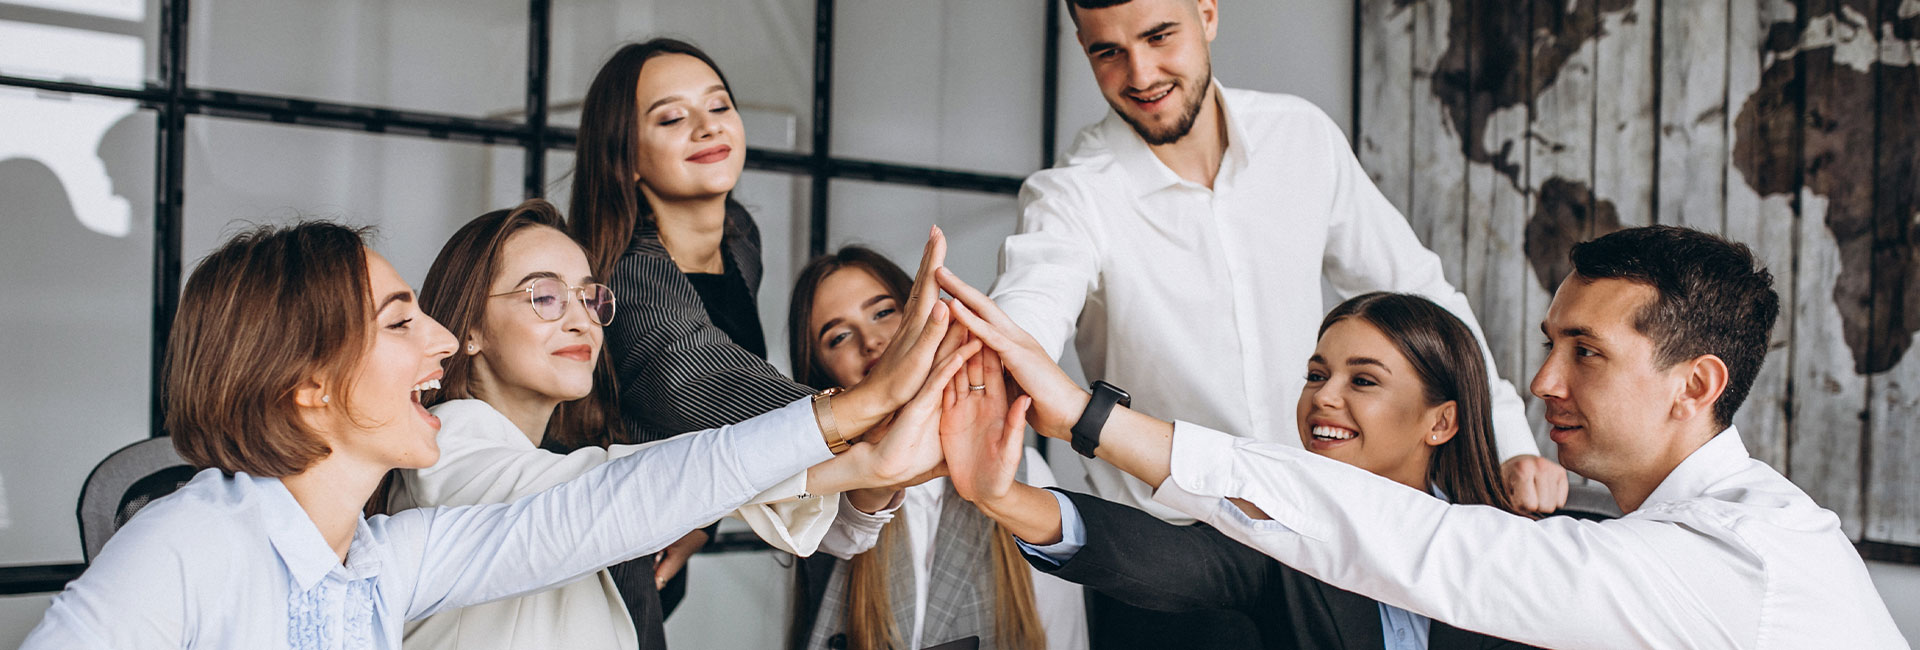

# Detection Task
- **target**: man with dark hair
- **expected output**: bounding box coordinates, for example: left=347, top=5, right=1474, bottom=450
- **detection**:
left=989, top=1, right=1567, bottom=644
left=953, top=224, right=1906, bottom=648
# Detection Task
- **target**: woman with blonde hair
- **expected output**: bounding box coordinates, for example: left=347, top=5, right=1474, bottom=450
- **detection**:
left=785, top=246, right=1088, bottom=650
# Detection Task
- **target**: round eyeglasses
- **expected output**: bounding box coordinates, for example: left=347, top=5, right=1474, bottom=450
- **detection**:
left=489, top=277, right=617, bottom=326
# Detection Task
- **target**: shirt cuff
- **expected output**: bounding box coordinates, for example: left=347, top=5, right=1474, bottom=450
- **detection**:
left=731, top=398, right=837, bottom=487
left=1014, top=488, right=1086, bottom=566
left=1152, top=421, right=1323, bottom=541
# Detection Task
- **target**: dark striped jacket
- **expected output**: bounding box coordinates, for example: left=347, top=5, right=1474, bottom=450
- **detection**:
left=604, top=202, right=815, bottom=443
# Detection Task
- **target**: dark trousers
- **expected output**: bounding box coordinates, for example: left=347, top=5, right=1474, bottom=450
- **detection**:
left=1087, top=589, right=1262, bottom=650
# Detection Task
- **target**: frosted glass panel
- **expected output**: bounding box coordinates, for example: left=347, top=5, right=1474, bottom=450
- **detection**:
left=0, top=89, right=153, bottom=565
left=826, top=179, right=1015, bottom=295
left=831, top=0, right=1044, bottom=176
left=0, top=0, right=159, bottom=89
left=183, top=117, right=526, bottom=288
left=190, top=0, right=527, bottom=118
left=548, top=0, right=811, bottom=153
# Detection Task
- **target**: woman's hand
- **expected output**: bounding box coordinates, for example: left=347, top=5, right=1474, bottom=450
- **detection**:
left=832, top=227, right=958, bottom=437
left=935, top=267, right=1089, bottom=441
left=651, top=529, right=707, bottom=589
left=860, top=319, right=974, bottom=486
left=939, top=346, right=1028, bottom=506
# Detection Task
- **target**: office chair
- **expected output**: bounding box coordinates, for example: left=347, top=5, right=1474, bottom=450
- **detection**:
left=77, top=437, right=196, bottom=562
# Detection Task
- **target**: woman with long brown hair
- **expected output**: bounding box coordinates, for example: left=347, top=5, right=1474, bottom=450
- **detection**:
left=567, top=37, right=937, bottom=621
left=785, top=247, right=1088, bottom=650
left=386, top=201, right=947, bottom=649
left=19, top=220, right=969, bottom=650
left=940, top=292, right=1539, bottom=649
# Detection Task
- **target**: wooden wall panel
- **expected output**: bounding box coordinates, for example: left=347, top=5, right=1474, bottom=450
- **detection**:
left=1411, top=0, right=1468, bottom=288
left=1524, top=0, right=1598, bottom=456
left=1464, top=0, right=1534, bottom=396
left=1593, top=0, right=1656, bottom=231
left=1359, top=0, right=1415, bottom=217
left=1357, top=0, right=1919, bottom=549
left=1724, top=0, right=1798, bottom=472
left=1656, top=0, right=1729, bottom=233
left=1865, top=0, right=1920, bottom=544
left=1788, top=0, right=1877, bottom=540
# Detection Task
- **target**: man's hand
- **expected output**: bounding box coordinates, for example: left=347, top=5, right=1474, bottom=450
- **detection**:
left=935, top=267, right=1089, bottom=441
left=1502, top=454, right=1569, bottom=515
left=940, top=346, right=1028, bottom=505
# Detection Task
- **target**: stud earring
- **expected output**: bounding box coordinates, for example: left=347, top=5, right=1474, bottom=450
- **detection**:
left=466, top=342, right=478, bottom=354
left=322, top=395, right=331, bottom=404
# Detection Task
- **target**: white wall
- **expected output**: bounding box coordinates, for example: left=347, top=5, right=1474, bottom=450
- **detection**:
left=1869, top=562, right=1920, bottom=643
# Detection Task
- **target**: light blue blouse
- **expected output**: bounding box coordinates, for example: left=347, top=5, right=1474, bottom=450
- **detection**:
left=22, top=398, right=829, bottom=650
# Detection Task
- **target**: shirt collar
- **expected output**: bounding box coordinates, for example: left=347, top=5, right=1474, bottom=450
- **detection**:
left=256, top=474, right=345, bottom=592
left=257, top=474, right=384, bottom=590
left=1103, top=78, right=1248, bottom=197
left=1640, top=426, right=1749, bottom=508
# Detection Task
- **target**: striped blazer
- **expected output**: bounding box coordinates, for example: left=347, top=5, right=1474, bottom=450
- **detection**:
left=605, top=202, right=815, bottom=443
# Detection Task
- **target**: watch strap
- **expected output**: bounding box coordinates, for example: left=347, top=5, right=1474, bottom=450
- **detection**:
left=1071, top=381, right=1131, bottom=458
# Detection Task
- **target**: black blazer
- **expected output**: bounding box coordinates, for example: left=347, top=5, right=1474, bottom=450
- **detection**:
left=604, top=202, right=815, bottom=443
left=1029, top=490, right=1539, bottom=650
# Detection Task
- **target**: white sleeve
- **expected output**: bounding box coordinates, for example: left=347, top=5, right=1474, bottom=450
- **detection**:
left=1151, top=421, right=1752, bottom=650
left=407, top=403, right=834, bottom=556
left=815, top=491, right=905, bottom=560
left=729, top=471, right=839, bottom=556
left=395, top=399, right=834, bottom=618
left=990, top=173, right=1104, bottom=361
left=1311, top=110, right=1538, bottom=460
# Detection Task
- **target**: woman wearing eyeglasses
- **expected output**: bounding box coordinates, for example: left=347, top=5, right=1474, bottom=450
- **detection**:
left=20, top=216, right=970, bottom=650
left=382, top=200, right=955, bottom=650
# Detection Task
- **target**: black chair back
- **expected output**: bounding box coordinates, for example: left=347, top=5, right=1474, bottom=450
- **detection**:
left=77, top=437, right=194, bottom=562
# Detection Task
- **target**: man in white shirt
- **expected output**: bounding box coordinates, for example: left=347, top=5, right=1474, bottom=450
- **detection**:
left=990, top=0, right=1568, bottom=534
left=941, top=225, right=1907, bottom=649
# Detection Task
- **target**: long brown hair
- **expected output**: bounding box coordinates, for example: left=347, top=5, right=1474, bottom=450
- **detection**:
left=167, top=221, right=374, bottom=476
left=788, top=247, right=1046, bottom=649
left=568, top=37, right=746, bottom=278
left=417, top=199, right=623, bottom=452
left=1318, top=292, right=1520, bottom=515
left=365, top=200, right=624, bottom=517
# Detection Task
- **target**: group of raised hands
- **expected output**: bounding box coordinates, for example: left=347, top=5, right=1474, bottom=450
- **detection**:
left=797, top=228, right=1094, bottom=513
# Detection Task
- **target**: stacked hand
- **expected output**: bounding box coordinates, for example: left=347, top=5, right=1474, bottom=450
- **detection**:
left=938, top=345, right=1030, bottom=505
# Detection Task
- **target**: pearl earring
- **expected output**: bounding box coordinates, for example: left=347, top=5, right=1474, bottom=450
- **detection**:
left=467, top=342, right=478, bottom=353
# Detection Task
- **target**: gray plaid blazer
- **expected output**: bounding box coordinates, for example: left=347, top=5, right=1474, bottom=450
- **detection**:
left=805, top=475, right=1028, bottom=650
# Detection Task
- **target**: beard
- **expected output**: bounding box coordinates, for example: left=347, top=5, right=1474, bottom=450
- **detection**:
left=1115, top=68, right=1213, bottom=146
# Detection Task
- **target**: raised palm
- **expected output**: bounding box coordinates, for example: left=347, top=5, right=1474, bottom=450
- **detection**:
left=940, top=346, right=1028, bottom=504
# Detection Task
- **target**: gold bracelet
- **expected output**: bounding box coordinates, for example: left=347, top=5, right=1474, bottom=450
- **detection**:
left=812, top=387, right=850, bottom=454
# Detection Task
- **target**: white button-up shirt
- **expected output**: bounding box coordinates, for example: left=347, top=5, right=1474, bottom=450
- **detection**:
left=22, top=398, right=831, bottom=650
left=992, top=83, right=1538, bottom=522
left=1154, top=423, right=1908, bottom=649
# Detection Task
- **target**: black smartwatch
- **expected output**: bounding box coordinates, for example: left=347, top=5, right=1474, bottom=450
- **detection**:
left=1070, top=381, right=1132, bottom=458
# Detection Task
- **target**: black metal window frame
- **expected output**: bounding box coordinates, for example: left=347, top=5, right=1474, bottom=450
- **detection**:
left=0, top=0, right=1065, bottom=595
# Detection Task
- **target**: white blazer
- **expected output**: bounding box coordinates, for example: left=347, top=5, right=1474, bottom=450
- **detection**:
left=389, top=399, right=859, bottom=650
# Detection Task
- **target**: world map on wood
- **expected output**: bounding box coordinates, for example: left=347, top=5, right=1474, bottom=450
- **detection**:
left=1359, top=0, right=1920, bottom=545
left=1397, top=0, right=1915, bottom=374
